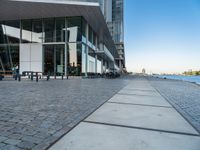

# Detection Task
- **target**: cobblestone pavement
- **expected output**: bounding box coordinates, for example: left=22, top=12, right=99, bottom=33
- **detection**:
left=0, top=78, right=128, bottom=150
left=148, top=76, right=200, bottom=134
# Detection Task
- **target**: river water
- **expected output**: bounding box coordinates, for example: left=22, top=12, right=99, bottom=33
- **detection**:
left=155, top=75, right=200, bottom=85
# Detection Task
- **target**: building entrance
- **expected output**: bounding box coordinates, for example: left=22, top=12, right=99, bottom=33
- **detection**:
left=43, top=44, right=65, bottom=76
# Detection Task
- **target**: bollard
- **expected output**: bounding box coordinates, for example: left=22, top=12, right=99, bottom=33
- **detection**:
left=15, top=74, right=17, bottom=80
left=31, top=72, right=33, bottom=81
left=18, top=74, right=21, bottom=82
left=36, top=72, right=38, bottom=82
left=62, top=75, right=63, bottom=80
left=47, top=74, right=50, bottom=81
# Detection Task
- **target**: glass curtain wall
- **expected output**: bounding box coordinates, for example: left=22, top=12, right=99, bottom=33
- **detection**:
left=67, top=17, right=82, bottom=76
left=43, top=17, right=85, bottom=76
left=43, top=45, right=65, bottom=76
left=0, top=16, right=100, bottom=76
left=0, top=21, right=20, bottom=73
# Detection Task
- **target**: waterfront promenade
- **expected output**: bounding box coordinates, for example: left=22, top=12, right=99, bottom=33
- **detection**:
left=0, top=76, right=200, bottom=150
left=50, top=76, right=200, bottom=150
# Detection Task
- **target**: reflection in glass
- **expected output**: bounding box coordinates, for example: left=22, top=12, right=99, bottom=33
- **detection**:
left=68, top=43, right=82, bottom=76
left=81, top=44, right=86, bottom=73
left=56, top=45, right=65, bottom=75
left=22, top=20, right=32, bottom=43
left=81, top=18, right=87, bottom=43
left=0, top=45, right=19, bottom=73
left=32, top=19, right=43, bottom=43
left=44, top=19, right=55, bottom=43
left=0, top=21, right=20, bottom=44
left=44, top=45, right=54, bottom=75
left=88, top=26, right=93, bottom=43
left=67, top=17, right=81, bottom=42
left=0, top=22, right=4, bottom=44
left=55, top=18, right=65, bottom=42
left=44, top=45, right=65, bottom=75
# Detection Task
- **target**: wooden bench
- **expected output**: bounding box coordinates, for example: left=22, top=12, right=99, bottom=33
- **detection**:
left=0, top=71, right=14, bottom=80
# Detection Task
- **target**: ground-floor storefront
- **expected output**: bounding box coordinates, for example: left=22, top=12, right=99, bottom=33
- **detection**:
left=0, top=16, right=116, bottom=77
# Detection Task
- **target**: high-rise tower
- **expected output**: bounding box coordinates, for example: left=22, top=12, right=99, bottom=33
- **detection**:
left=62, top=0, right=125, bottom=72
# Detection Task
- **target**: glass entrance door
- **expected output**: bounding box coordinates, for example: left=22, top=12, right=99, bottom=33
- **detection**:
left=43, top=45, right=65, bottom=76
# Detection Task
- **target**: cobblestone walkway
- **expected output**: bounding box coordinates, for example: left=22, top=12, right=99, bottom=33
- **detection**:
left=0, top=78, right=128, bottom=150
left=148, top=77, right=200, bottom=133
left=49, top=76, right=200, bottom=150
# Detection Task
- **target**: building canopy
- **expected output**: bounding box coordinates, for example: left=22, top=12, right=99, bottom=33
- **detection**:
left=0, top=0, right=117, bottom=58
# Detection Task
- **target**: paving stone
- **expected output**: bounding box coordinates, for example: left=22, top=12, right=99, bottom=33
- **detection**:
left=7, top=134, right=22, bottom=140
left=33, top=131, right=51, bottom=139
left=4, top=139, right=21, bottom=145
left=0, top=131, right=12, bottom=137
left=17, top=141, right=36, bottom=149
left=21, top=135, right=43, bottom=144
left=32, top=143, right=49, bottom=150
left=0, top=136, right=8, bottom=142
left=0, top=142, right=6, bottom=147
left=0, top=78, right=128, bottom=149
left=1, top=145, right=22, bottom=150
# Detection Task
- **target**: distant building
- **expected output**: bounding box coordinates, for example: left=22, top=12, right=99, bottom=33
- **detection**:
left=142, top=68, right=146, bottom=74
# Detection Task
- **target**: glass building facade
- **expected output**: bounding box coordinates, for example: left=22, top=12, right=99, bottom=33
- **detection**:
left=0, top=16, right=108, bottom=76
left=62, top=0, right=125, bottom=71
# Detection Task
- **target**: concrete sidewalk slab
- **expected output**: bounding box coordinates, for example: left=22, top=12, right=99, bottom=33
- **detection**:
left=108, top=94, right=171, bottom=107
left=122, top=88, right=157, bottom=92
left=49, top=122, right=200, bottom=150
left=86, top=103, right=198, bottom=135
left=118, top=89, right=160, bottom=96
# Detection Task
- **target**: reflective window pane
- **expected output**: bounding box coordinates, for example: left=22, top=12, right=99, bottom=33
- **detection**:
left=68, top=43, right=82, bottom=76
left=56, top=45, right=65, bottom=75
left=44, top=45, right=54, bottom=75
left=0, top=22, right=4, bottom=44
left=32, top=19, right=43, bottom=43
left=81, top=18, right=87, bottom=43
left=67, top=17, right=81, bottom=42
left=88, top=26, right=93, bottom=43
left=44, top=19, right=55, bottom=43
left=0, top=21, right=20, bottom=44
left=43, top=45, right=65, bottom=75
left=0, top=45, right=19, bottom=73
left=55, top=18, right=65, bottom=42
left=22, top=20, right=32, bottom=43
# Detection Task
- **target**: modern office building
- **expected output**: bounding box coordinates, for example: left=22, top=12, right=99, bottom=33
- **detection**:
left=0, top=0, right=121, bottom=76
left=64, top=0, right=126, bottom=72
left=102, top=0, right=125, bottom=72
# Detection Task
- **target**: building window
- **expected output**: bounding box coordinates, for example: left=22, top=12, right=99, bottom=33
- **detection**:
left=67, top=17, right=82, bottom=42
left=21, top=20, right=32, bottom=43
left=55, top=18, right=65, bottom=42
left=0, top=21, right=20, bottom=44
left=44, top=19, right=55, bottom=43
left=68, top=43, right=82, bottom=76
left=32, top=19, right=43, bottom=43
left=0, top=45, right=19, bottom=72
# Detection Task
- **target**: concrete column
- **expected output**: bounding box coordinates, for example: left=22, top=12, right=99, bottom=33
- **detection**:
left=95, top=35, right=98, bottom=73
left=64, top=17, right=68, bottom=77
left=85, top=23, right=89, bottom=77
left=95, top=54, right=97, bottom=73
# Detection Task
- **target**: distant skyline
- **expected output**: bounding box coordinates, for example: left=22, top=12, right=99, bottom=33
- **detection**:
left=125, top=0, right=200, bottom=74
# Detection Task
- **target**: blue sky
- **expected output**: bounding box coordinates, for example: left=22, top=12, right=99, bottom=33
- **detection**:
left=125, top=0, right=200, bottom=74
